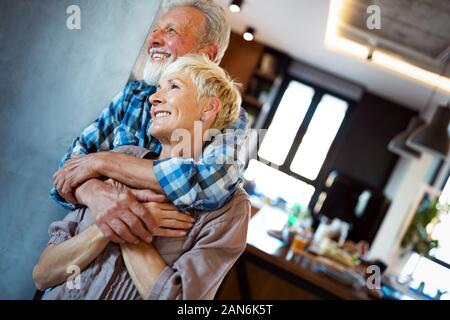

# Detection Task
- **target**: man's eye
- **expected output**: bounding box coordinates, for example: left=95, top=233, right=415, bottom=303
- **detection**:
left=168, top=27, right=177, bottom=34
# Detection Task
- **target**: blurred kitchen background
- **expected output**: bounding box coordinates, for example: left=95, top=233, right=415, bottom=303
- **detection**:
left=0, top=0, right=449, bottom=300
left=214, top=0, right=450, bottom=300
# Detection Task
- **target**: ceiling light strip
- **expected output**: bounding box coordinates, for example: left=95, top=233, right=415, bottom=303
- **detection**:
left=325, top=0, right=450, bottom=93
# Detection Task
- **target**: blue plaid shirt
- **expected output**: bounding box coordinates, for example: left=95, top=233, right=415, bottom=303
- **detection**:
left=51, top=80, right=249, bottom=212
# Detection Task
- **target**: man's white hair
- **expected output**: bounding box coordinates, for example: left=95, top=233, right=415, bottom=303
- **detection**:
left=161, top=0, right=231, bottom=63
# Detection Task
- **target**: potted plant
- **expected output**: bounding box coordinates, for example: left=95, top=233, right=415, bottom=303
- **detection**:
left=400, top=197, right=441, bottom=258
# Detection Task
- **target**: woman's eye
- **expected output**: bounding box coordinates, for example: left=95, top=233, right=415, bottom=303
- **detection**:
left=170, top=83, right=180, bottom=89
left=168, top=27, right=177, bottom=34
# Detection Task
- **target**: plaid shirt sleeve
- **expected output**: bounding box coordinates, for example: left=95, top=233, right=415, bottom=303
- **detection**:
left=153, top=108, right=250, bottom=212
left=50, top=83, right=133, bottom=209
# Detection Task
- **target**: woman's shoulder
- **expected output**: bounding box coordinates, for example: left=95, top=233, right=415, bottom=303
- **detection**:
left=195, top=187, right=250, bottom=227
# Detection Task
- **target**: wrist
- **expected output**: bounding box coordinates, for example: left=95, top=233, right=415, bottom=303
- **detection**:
left=89, top=225, right=110, bottom=244
left=92, top=153, right=107, bottom=176
left=75, top=179, right=107, bottom=206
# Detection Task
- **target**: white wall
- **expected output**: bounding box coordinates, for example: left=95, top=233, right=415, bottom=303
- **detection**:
left=368, top=154, right=434, bottom=266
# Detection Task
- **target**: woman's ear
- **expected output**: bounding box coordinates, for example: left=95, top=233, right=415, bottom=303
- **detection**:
left=198, top=43, right=219, bottom=62
left=202, top=97, right=222, bottom=124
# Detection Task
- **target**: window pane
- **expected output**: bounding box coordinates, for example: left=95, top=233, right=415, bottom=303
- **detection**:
left=430, top=213, right=450, bottom=263
left=258, top=81, right=315, bottom=166
left=290, top=94, right=348, bottom=180
left=432, top=177, right=450, bottom=264
left=400, top=252, right=450, bottom=299
left=439, top=175, right=450, bottom=205
left=245, top=159, right=315, bottom=208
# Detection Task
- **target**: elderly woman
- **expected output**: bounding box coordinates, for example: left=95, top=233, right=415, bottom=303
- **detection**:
left=33, top=55, right=250, bottom=300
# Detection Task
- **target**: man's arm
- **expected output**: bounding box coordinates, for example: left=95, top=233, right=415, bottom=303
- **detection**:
left=152, top=108, right=249, bottom=212
left=50, top=81, right=136, bottom=208
left=33, top=225, right=109, bottom=291
left=55, top=108, right=250, bottom=212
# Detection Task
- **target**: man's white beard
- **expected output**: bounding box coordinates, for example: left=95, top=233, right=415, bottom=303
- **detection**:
left=143, top=59, right=171, bottom=86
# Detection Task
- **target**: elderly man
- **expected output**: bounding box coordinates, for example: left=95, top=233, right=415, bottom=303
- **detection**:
left=51, top=0, right=249, bottom=245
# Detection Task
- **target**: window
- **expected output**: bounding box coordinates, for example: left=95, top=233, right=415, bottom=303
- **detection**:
left=399, top=175, right=450, bottom=300
left=400, top=253, right=450, bottom=300
left=246, top=78, right=350, bottom=207
left=244, top=159, right=315, bottom=208
left=290, top=94, right=348, bottom=180
left=258, top=81, right=314, bottom=165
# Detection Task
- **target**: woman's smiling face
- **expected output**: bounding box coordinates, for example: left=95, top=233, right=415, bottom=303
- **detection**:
left=149, top=71, right=205, bottom=140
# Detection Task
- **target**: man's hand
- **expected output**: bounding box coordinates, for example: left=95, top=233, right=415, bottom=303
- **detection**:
left=75, top=179, right=194, bottom=245
left=53, top=154, right=101, bottom=204
left=75, top=179, right=162, bottom=244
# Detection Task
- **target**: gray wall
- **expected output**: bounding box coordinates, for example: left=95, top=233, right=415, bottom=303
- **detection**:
left=0, top=0, right=161, bottom=299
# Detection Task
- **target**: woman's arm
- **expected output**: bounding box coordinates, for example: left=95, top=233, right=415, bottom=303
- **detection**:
left=120, top=241, right=166, bottom=298
left=119, top=200, right=195, bottom=298
left=33, top=225, right=110, bottom=291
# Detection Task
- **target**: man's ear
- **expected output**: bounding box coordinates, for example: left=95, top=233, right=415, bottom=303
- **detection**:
left=198, top=43, right=219, bottom=62
left=202, top=97, right=222, bottom=124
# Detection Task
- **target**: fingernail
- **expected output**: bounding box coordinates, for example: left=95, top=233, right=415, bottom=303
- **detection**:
left=146, top=237, right=153, bottom=243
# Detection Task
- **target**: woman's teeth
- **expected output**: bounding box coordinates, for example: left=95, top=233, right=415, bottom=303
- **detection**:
left=155, top=111, right=171, bottom=118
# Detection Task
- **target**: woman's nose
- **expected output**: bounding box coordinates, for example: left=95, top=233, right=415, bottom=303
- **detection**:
left=149, top=91, right=165, bottom=106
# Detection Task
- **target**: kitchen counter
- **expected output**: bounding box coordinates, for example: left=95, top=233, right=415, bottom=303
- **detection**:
left=235, top=205, right=377, bottom=300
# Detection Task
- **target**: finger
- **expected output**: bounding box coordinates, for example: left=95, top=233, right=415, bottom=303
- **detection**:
left=130, top=189, right=166, bottom=203
left=63, top=192, right=78, bottom=205
left=120, top=212, right=153, bottom=243
left=129, top=201, right=158, bottom=232
left=153, top=228, right=187, bottom=238
left=98, top=224, right=123, bottom=244
left=159, top=219, right=193, bottom=230
left=152, top=202, right=180, bottom=211
left=61, top=181, right=73, bottom=199
left=109, top=218, right=140, bottom=244
left=54, top=176, right=62, bottom=193
left=161, top=211, right=195, bottom=223
left=52, top=169, right=61, bottom=181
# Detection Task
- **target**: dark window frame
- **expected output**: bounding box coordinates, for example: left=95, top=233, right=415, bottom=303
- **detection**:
left=256, top=74, right=356, bottom=206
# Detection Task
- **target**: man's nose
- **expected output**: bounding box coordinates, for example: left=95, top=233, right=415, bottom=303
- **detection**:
left=148, top=29, right=164, bottom=52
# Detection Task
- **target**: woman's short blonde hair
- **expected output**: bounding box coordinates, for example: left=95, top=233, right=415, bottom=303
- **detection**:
left=161, top=54, right=241, bottom=130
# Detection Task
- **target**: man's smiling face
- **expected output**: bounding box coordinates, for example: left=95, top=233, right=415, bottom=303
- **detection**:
left=143, top=6, right=206, bottom=85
